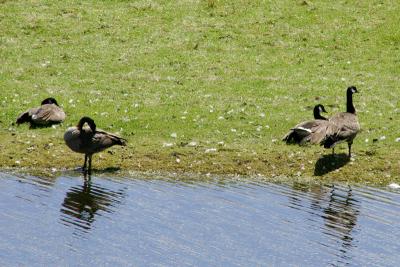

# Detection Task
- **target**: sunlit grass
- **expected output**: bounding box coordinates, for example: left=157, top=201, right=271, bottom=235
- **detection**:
left=0, top=0, right=399, bottom=183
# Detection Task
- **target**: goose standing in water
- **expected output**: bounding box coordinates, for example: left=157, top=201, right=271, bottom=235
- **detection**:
left=64, top=117, right=127, bottom=174
left=283, top=104, right=329, bottom=145
left=16, top=97, right=66, bottom=127
left=319, top=86, right=360, bottom=157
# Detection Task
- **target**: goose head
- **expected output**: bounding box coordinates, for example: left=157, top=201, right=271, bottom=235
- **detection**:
left=77, top=117, right=96, bottom=132
left=41, top=97, right=59, bottom=106
left=347, top=86, right=358, bottom=95
left=313, top=104, right=327, bottom=120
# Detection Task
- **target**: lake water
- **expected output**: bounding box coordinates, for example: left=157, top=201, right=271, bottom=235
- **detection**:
left=0, top=172, right=399, bottom=266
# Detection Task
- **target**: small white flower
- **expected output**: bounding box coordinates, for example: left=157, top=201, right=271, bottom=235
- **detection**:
left=205, top=148, right=217, bottom=153
left=379, top=136, right=386, bottom=141
left=231, top=128, right=237, bottom=132
left=15, top=160, right=21, bottom=165
left=163, top=142, right=174, bottom=147
left=176, top=158, right=181, bottom=163
left=188, top=141, right=198, bottom=147
left=260, top=113, right=266, bottom=118
left=170, top=132, right=177, bottom=138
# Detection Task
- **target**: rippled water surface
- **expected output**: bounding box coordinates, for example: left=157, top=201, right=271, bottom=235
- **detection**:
left=1, top=172, right=400, bottom=266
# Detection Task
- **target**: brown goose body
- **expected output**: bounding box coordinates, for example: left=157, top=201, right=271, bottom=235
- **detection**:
left=319, top=86, right=360, bottom=157
left=64, top=117, right=127, bottom=174
left=16, top=98, right=66, bottom=126
left=283, top=104, right=329, bottom=145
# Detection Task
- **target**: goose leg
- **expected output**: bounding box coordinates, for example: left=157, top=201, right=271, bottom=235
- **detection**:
left=83, top=154, right=88, bottom=171
left=348, top=142, right=352, bottom=158
left=88, top=154, right=92, bottom=175
left=332, top=148, right=335, bottom=156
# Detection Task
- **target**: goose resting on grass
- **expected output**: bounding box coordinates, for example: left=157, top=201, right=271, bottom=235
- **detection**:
left=283, top=104, right=329, bottom=145
left=16, top=97, right=66, bottom=127
left=64, top=117, right=127, bottom=174
left=319, top=86, right=360, bottom=157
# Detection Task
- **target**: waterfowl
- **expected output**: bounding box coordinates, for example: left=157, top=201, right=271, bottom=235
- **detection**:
left=16, top=97, right=66, bottom=127
left=283, top=104, right=329, bottom=145
left=320, top=86, right=360, bottom=157
left=64, top=117, right=127, bottom=174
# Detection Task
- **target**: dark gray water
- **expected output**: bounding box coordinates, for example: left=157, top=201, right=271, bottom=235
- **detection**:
left=0, top=172, right=399, bottom=266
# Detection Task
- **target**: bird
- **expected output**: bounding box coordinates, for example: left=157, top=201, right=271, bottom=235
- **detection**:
left=64, top=116, right=127, bottom=174
left=319, top=86, right=360, bottom=157
left=16, top=97, right=66, bottom=127
left=283, top=104, right=329, bottom=145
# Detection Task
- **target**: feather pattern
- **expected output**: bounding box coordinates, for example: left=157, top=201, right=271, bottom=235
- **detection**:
left=64, top=117, right=127, bottom=174
left=16, top=98, right=65, bottom=126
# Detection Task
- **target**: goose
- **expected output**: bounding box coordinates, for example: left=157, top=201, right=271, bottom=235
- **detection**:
left=319, top=86, right=360, bottom=157
left=16, top=97, right=66, bottom=127
left=64, top=117, right=127, bottom=174
left=283, top=104, right=329, bottom=145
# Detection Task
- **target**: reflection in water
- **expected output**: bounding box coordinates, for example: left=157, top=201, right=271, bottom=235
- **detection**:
left=60, top=176, right=126, bottom=233
left=305, top=184, right=360, bottom=265
left=323, top=186, right=359, bottom=256
left=1, top=172, right=400, bottom=266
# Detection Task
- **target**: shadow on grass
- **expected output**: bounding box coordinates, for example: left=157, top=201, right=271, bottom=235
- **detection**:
left=314, top=153, right=350, bottom=176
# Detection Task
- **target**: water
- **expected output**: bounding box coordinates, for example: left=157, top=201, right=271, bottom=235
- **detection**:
left=0, top=172, right=400, bottom=266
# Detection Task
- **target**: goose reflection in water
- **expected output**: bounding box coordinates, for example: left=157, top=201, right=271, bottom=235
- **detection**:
left=60, top=175, right=126, bottom=232
left=322, top=186, right=360, bottom=248
left=288, top=183, right=360, bottom=264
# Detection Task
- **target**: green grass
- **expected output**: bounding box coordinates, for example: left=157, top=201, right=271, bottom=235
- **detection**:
left=0, top=0, right=399, bottom=185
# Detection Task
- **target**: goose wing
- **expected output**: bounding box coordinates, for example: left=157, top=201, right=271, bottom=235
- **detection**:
left=32, top=104, right=66, bottom=125
left=283, top=120, right=328, bottom=145
left=89, top=130, right=127, bottom=153
left=320, top=113, right=360, bottom=147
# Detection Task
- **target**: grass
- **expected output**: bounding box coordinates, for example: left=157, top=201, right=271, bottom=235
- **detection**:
left=0, top=0, right=399, bottom=185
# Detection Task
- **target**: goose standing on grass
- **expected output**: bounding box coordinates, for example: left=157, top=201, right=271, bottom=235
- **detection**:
left=64, top=117, right=127, bottom=174
left=16, top=97, right=66, bottom=127
left=283, top=104, right=329, bottom=145
left=320, top=86, right=360, bottom=157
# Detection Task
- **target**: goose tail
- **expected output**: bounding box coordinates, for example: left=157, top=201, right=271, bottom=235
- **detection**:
left=16, top=111, right=32, bottom=124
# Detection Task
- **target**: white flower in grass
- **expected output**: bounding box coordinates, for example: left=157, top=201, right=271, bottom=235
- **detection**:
left=170, top=132, right=177, bottom=138
left=163, top=142, right=174, bottom=147
left=188, top=141, right=198, bottom=147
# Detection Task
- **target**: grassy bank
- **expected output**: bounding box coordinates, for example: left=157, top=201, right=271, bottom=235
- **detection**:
left=1, top=0, right=399, bottom=184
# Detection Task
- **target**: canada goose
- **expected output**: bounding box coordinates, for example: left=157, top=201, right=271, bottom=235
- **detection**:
left=64, top=117, right=127, bottom=174
left=16, top=97, right=66, bottom=127
left=283, top=104, right=329, bottom=145
left=320, top=86, right=360, bottom=157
